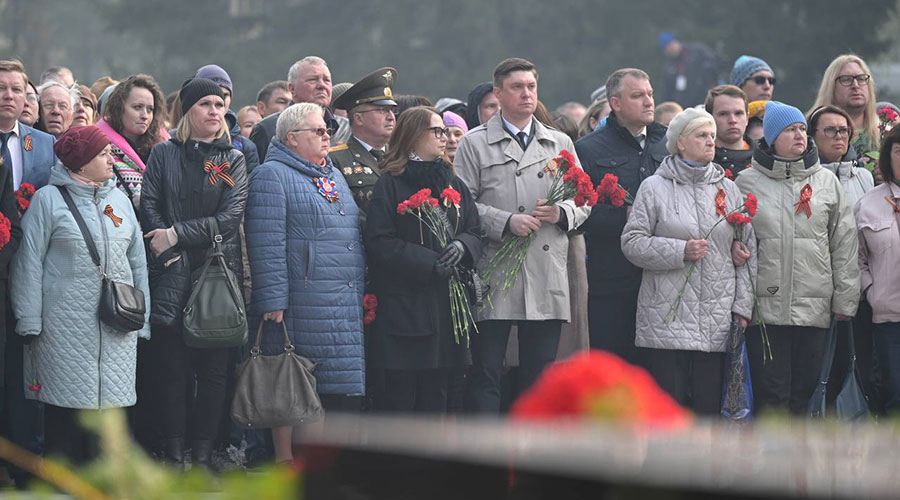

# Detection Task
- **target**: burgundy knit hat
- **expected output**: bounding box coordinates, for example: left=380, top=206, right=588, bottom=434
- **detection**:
left=53, top=126, right=110, bottom=172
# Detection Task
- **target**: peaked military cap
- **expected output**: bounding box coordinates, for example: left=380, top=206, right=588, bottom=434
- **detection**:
left=333, top=67, right=398, bottom=111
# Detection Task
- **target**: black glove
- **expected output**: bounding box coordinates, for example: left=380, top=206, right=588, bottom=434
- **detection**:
left=434, top=241, right=464, bottom=279
left=437, top=240, right=465, bottom=267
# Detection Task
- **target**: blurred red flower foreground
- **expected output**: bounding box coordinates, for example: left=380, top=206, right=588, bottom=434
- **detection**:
left=511, top=350, right=692, bottom=429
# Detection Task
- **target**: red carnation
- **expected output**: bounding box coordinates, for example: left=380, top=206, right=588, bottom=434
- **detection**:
left=407, top=188, right=432, bottom=210
left=558, top=150, right=577, bottom=169
left=724, top=169, right=734, bottom=180
left=726, top=213, right=751, bottom=225
left=14, top=182, right=35, bottom=214
left=744, top=192, right=758, bottom=217
left=28, top=378, right=40, bottom=392
left=17, top=183, right=35, bottom=197
left=440, top=187, right=461, bottom=208
left=0, top=213, right=10, bottom=250
left=396, top=200, right=410, bottom=215
left=363, top=294, right=378, bottom=325
left=427, top=198, right=439, bottom=208
left=16, top=197, right=28, bottom=212
left=511, top=350, right=691, bottom=429
left=609, top=187, right=627, bottom=207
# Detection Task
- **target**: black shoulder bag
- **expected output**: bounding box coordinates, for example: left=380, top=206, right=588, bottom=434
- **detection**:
left=808, top=317, right=870, bottom=419
left=57, top=186, right=146, bottom=333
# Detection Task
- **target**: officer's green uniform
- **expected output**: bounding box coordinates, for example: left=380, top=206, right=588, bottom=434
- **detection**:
left=330, top=67, right=398, bottom=227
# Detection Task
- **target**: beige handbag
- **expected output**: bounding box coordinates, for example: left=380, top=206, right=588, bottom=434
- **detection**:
left=231, top=321, right=323, bottom=429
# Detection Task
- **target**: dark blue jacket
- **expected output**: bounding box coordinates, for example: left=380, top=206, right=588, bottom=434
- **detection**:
left=246, top=138, right=365, bottom=396
left=575, top=112, right=668, bottom=295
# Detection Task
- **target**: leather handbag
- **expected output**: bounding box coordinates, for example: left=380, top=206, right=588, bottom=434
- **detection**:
left=808, top=317, right=870, bottom=419
left=182, top=217, right=248, bottom=348
left=231, top=320, right=323, bottom=429
left=58, top=186, right=145, bottom=333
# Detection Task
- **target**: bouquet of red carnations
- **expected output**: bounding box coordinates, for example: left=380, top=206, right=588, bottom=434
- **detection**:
left=397, top=187, right=477, bottom=345
left=481, top=151, right=597, bottom=295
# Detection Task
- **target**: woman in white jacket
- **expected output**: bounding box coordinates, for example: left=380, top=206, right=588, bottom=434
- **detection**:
left=622, top=108, right=755, bottom=415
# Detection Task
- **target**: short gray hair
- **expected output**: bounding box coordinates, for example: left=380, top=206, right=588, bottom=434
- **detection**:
left=37, top=80, right=77, bottom=107
left=276, top=102, right=324, bottom=143
left=287, top=56, right=328, bottom=84
left=605, top=68, right=650, bottom=100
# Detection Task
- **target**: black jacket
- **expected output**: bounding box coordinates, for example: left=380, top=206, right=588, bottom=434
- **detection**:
left=714, top=138, right=755, bottom=178
left=365, top=162, right=482, bottom=369
left=140, top=136, right=248, bottom=326
left=575, top=112, right=668, bottom=295
left=250, top=106, right=341, bottom=163
left=226, top=109, right=260, bottom=174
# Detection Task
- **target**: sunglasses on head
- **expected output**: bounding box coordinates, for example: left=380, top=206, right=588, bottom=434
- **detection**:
left=752, top=75, right=776, bottom=86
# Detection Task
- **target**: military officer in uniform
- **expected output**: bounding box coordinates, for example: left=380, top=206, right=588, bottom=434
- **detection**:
left=330, top=67, right=398, bottom=224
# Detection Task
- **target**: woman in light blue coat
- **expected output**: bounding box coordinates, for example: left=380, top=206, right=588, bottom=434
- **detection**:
left=11, top=125, right=150, bottom=464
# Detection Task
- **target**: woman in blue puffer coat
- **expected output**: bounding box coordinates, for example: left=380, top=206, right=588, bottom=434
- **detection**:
left=246, top=102, right=365, bottom=464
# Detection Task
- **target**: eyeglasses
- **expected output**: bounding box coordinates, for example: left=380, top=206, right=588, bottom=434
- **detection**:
left=357, top=107, right=394, bottom=116
left=752, top=76, right=776, bottom=86
left=25, top=94, right=37, bottom=103
left=290, top=127, right=332, bottom=137
left=427, top=126, right=449, bottom=139
left=42, top=102, right=71, bottom=112
left=820, top=126, right=851, bottom=138
left=835, top=74, right=870, bottom=87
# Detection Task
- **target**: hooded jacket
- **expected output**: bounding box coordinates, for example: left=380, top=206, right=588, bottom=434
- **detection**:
left=246, top=138, right=365, bottom=395
left=12, top=164, right=150, bottom=409
left=735, top=140, right=859, bottom=328
left=819, top=147, right=874, bottom=210
left=465, top=82, right=494, bottom=130
left=226, top=109, right=259, bottom=174
left=622, top=155, right=755, bottom=352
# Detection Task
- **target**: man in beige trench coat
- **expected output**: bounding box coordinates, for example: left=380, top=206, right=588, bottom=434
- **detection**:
left=455, top=58, right=590, bottom=413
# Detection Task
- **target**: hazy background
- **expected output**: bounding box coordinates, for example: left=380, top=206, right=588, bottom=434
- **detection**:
left=3, top=0, right=900, bottom=111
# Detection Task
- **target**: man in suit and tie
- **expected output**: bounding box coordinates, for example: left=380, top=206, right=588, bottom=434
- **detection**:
left=0, top=60, right=55, bottom=190
left=0, top=59, right=54, bottom=486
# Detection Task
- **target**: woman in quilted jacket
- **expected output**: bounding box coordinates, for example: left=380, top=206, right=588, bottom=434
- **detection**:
left=245, top=102, right=365, bottom=465
left=11, top=126, right=149, bottom=464
left=140, top=78, right=248, bottom=469
left=622, top=108, right=755, bottom=415
left=735, top=102, right=859, bottom=415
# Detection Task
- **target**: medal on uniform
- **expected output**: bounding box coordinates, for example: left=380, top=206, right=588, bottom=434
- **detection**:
left=363, top=167, right=373, bottom=174
left=316, top=177, right=339, bottom=202
left=343, top=167, right=353, bottom=176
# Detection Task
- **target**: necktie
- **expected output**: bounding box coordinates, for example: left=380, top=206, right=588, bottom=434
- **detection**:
left=0, top=132, right=11, bottom=174
left=636, top=134, right=646, bottom=150
left=516, top=131, right=528, bottom=150
left=370, top=149, right=384, bottom=162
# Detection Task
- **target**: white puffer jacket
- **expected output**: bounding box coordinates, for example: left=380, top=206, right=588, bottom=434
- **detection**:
left=821, top=159, right=874, bottom=211
left=622, top=155, right=756, bottom=352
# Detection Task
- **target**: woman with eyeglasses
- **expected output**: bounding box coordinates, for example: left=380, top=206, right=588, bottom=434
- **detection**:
left=245, top=102, right=364, bottom=464
left=140, top=78, right=248, bottom=469
left=735, top=101, right=859, bottom=415
left=856, top=127, right=900, bottom=415
left=366, top=106, right=482, bottom=413
left=810, top=55, right=880, bottom=162
left=808, top=105, right=874, bottom=208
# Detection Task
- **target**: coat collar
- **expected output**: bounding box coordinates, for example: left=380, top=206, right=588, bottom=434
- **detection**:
left=751, top=139, right=821, bottom=180
left=485, top=112, right=560, bottom=169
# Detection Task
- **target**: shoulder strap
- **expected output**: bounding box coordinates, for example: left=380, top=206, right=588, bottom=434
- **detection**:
left=208, top=216, right=222, bottom=247
left=816, top=317, right=839, bottom=386
left=57, top=186, right=104, bottom=274
left=112, top=166, right=135, bottom=199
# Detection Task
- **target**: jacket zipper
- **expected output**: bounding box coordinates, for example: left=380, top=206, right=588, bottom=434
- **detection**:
left=94, top=186, right=105, bottom=409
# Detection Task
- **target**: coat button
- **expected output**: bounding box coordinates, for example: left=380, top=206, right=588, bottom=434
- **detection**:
left=515, top=171, right=522, bottom=177
left=640, top=168, right=645, bottom=173
left=518, top=206, right=525, bottom=213
left=339, top=209, right=346, bottom=216
left=611, top=160, right=617, bottom=166
left=348, top=243, right=354, bottom=251
left=542, top=244, right=550, bottom=251
left=348, top=281, right=354, bottom=287
left=537, top=171, right=544, bottom=178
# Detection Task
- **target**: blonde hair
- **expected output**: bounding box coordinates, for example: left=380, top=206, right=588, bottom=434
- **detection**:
left=175, top=112, right=229, bottom=143
left=809, top=54, right=878, bottom=152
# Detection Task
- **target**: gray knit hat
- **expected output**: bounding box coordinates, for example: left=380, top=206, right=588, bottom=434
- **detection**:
left=666, top=108, right=715, bottom=155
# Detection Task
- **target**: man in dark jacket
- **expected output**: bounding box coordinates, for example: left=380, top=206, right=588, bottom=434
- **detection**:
left=249, top=56, right=349, bottom=161
left=659, top=33, right=721, bottom=107
left=464, top=82, right=500, bottom=130
left=706, top=85, right=753, bottom=178
left=575, top=68, right=667, bottom=366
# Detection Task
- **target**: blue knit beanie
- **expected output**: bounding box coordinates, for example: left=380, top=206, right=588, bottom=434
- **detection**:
left=730, top=55, right=773, bottom=87
left=658, top=32, right=677, bottom=50
left=194, top=64, right=233, bottom=95
left=763, top=101, right=806, bottom=145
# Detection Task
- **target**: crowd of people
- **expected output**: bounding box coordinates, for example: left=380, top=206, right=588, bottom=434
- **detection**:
left=0, top=45, right=895, bottom=481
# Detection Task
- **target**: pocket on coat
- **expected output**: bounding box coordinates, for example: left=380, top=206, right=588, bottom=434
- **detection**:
left=861, top=219, right=895, bottom=254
